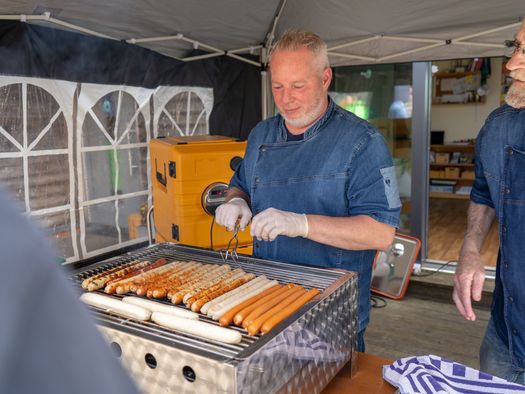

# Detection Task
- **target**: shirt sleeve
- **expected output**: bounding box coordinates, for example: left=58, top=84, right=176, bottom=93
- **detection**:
left=346, top=131, right=401, bottom=228
left=470, top=126, right=495, bottom=208
left=228, top=154, right=249, bottom=195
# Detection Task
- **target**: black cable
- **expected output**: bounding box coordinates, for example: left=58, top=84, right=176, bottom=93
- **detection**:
left=413, top=260, right=457, bottom=277
left=371, top=295, right=387, bottom=308
left=210, top=212, right=215, bottom=250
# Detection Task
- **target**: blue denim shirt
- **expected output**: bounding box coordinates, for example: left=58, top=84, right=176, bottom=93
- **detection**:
left=230, top=98, right=401, bottom=331
left=471, top=104, right=525, bottom=369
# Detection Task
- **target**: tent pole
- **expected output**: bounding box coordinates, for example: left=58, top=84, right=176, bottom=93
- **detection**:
left=261, top=47, right=268, bottom=120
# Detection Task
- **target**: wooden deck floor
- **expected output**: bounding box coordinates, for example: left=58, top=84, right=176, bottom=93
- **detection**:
left=365, top=274, right=492, bottom=369
left=427, top=198, right=499, bottom=266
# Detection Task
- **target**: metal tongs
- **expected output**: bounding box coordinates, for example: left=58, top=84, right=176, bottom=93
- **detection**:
left=220, top=223, right=240, bottom=265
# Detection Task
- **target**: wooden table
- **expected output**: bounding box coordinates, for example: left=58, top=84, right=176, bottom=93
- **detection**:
left=322, top=353, right=397, bottom=394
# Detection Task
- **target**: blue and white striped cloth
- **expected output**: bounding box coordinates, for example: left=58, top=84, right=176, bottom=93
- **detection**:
left=383, top=355, right=525, bottom=394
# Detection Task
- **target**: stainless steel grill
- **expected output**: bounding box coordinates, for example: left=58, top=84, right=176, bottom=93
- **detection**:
left=72, top=243, right=358, bottom=394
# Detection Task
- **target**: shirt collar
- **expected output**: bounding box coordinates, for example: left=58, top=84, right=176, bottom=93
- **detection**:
left=277, top=96, right=336, bottom=142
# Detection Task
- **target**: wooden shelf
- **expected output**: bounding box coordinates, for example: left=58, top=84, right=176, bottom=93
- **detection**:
left=430, top=144, right=474, bottom=153
left=429, top=192, right=470, bottom=200
left=430, top=163, right=474, bottom=168
left=430, top=176, right=474, bottom=181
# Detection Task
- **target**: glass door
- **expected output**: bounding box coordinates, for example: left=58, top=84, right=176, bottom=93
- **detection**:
left=330, top=63, right=413, bottom=233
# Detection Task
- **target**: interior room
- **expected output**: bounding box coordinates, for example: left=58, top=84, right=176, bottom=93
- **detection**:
left=427, top=56, right=508, bottom=267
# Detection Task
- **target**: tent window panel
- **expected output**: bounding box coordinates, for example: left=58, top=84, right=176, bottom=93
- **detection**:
left=26, top=84, right=62, bottom=147
left=32, top=114, right=68, bottom=151
left=33, top=210, right=75, bottom=261
left=84, top=201, right=119, bottom=253
left=0, top=83, right=23, bottom=152
left=82, top=113, right=113, bottom=147
left=115, top=147, right=149, bottom=195
left=28, top=154, right=70, bottom=211
left=82, top=150, right=118, bottom=200
left=117, top=195, right=148, bottom=243
left=0, top=157, right=24, bottom=205
left=114, top=92, right=148, bottom=144
left=157, top=91, right=208, bottom=137
left=82, top=147, right=148, bottom=200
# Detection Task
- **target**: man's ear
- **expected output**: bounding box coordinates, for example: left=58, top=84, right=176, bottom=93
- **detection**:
left=322, top=67, right=333, bottom=89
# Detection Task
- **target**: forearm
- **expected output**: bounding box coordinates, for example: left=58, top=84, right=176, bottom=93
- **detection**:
left=459, top=202, right=496, bottom=258
left=225, top=187, right=250, bottom=204
left=306, top=214, right=395, bottom=251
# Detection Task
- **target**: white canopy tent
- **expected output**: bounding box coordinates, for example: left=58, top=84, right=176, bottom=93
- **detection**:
left=0, top=0, right=521, bottom=67
left=0, top=1, right=521, bottom=265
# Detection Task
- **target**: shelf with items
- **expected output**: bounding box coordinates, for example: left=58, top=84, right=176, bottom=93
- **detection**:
left=432, top=71, right=486, bottom=105
left=429, top=192, right=470, bottom=200
left=429, top=143, right=475, bottom=199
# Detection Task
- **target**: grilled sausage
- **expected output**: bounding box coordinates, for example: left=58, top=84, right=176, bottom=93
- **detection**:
left=190, top=273, right=255, bottom=312
left=233, top=284, right=291, bottom=326
left=122, top=296, right=199, bottom=320
left=151, top=312, right=242, bottom=344
left=201, top=275, right=268, bottom=315
left=242, top=286, right=303, bottom=329
left=210, top=280, right=279, bottom=320
left=104, top=258, right=168, bottom=294
left=247, top=288, right=308, bottom=336
left=218, top=284, right=281, bottom=327
left=259, top=288, right=321, bottom=334
left=80, top=293, right=151, bottom=321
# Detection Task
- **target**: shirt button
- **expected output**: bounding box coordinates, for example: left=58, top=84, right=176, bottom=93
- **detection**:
left=505, top=188, right=511, bottom=194
left=502, top=225, right=507, bottom=233
left=508, top=148, right=513, bottom=155
left=255, top=243, right=259, bottom=248
left=504, top=263, right=509, bottom=269
left=254, top=177, right=260, bottom=183
left=513, top=329, right=518, bottom=335
left=509, top=297, right=514, bottom=303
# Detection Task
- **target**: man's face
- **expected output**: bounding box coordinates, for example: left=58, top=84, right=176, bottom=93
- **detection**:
left=505, top=21, right=525, bottom=108
left=270, top=48, right=332, bottom=133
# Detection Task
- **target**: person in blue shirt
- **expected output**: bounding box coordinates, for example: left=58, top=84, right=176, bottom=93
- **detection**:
left=453, top=20, right=525, bottom=384
left=0, top=187, right=139, bottom=394
left=215, top=30, right=400, bottom=351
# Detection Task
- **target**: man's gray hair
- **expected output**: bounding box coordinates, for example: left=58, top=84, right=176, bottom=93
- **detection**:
left=269, top=29, right=330, bottom=71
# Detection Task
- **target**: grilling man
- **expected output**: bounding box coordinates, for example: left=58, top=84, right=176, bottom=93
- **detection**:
left=215, top=30, right=401, bottom=351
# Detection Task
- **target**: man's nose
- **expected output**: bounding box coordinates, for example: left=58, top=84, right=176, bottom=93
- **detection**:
left=282, top=88, right=295, bottom=103
left=506, top=51, right=525, bottom=71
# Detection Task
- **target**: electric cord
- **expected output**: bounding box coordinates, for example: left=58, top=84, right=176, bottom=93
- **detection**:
left=371, top=295, right=387, bottom=308
left=413, top=260, right=457, bottom=277
left=210, top=212, right=215, bottom=250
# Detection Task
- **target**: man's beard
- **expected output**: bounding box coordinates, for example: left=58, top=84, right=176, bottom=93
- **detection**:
left=282, top=95, right=326, bottom=130
left=505, top=70, right=525, bottom=109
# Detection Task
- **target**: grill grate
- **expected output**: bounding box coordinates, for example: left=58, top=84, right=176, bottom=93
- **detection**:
left=72, top=243, right=348, bottom=361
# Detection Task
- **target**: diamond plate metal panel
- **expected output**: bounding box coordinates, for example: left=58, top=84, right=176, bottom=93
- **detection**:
left=99, top=326, right=236, bottom=393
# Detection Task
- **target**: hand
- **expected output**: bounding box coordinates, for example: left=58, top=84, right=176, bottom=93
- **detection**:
left=452, top=250, right=486, bottom=321
left=250, top=208, right=308, bottom=242
left=215, top=198, right=252, bottom=231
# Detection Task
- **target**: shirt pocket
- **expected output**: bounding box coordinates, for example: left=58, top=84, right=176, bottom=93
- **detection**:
left=505, top=146, right=525, bottom=205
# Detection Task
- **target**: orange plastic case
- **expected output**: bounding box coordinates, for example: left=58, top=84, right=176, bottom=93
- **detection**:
left=149, top=135, right=252, bottom=254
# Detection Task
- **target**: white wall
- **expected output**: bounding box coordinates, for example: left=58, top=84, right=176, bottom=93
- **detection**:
left=430, top=58, right=503, bottom=142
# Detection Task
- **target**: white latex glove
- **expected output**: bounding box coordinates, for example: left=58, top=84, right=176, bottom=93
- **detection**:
left=215, top=197, right=252, bottom=231
left=250, top=208, right=308, bottom=242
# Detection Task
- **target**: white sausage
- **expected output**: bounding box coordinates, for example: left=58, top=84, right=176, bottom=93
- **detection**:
left=201, top=275, right=267, bottom=315
left=80, top=293, right=151, bottom=321
left=122, top=297, right=199, bottom=320
left=151, top=312, right=242, bottom=344
left=210, top=280, right=280, bottom=320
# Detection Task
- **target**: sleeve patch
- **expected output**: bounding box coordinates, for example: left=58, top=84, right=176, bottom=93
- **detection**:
left=380, top=166, right=402, bottom=209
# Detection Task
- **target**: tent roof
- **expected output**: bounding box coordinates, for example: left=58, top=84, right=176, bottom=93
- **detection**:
left=1, top=0, right=522, bottom=66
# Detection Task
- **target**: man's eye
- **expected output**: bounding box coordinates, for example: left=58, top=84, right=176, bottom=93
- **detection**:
left=293, top=85, right=304, bottom=89
left=272, top=85, right=282, bottom=90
